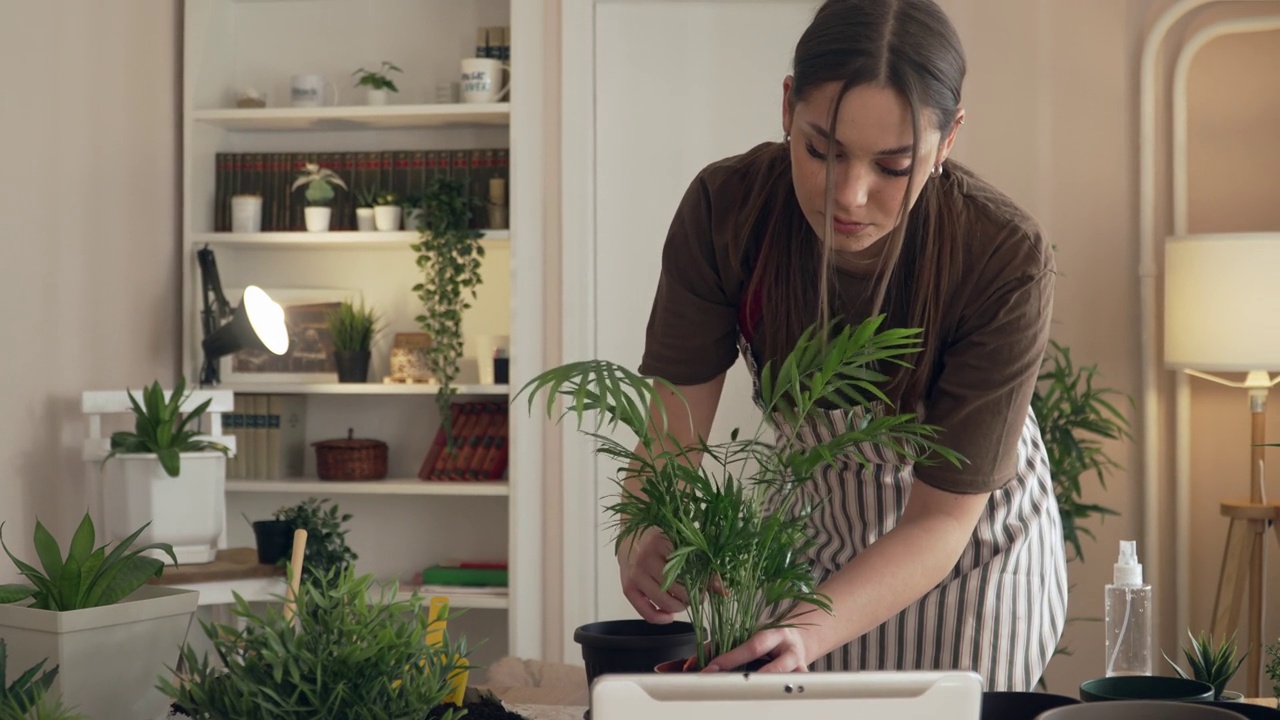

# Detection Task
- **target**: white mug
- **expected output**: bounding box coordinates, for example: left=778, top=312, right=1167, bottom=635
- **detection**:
left=290, top=74, right=338, bottom=108
left=460, top=58, right=510, bottom=103
left=230, top=194, right=263, bottom=233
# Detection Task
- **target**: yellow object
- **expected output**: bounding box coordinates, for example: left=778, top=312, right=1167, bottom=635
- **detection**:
left=427, top=596, right=470, bottom=705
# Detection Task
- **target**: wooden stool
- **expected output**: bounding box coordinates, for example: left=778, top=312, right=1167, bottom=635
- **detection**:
left=1209, top=500, right=1280, bottom=697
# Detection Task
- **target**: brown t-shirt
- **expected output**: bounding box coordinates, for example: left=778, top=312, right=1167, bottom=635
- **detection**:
left=637, top=142, right=1055, bottom=494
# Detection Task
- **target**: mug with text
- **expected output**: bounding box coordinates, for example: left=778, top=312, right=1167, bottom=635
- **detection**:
left=290, top=74, right=338, bottom=108
left=460, top=58, right=510, bottom=103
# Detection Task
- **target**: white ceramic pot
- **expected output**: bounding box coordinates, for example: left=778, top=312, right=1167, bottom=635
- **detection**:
left=405, top=207, right=424, bottom=231
left=374, top=204, right=402, bottom=231
left=102, top=451, right=226, bottom=564
left=304, top=205, right=332, bottom=232
left=366, top=88, right=389, bottom=105
left=355, top=206, right=376, bottom=231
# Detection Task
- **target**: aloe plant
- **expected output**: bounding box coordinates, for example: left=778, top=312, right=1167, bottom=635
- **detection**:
left=0, top=639, right=83, bottom=720
left=517, top=315, right=962, bottom=669
left=1163, top=630, right=1247, bottom=700
left=103, top=376, right=229, bottom=478
left=0, top=512, right=177, bottom=611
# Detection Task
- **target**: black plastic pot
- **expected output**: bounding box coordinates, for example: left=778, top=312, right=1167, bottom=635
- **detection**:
left=252, top=520, right=293, bottom=565
left=980, top=691, right=1079, bottom=720
left=1079, top=676, right=1215, bottom=703
left=334, top=350, right=371, bottom=383
left=574, top=620, right=698, bottom=687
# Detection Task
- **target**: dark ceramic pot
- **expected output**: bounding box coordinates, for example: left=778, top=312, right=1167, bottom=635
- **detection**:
left=574, top=620, right=698, bottom=687
left=980, top=691, right=1080, bottom=720
left=334, top=350, right=371, bottom=383
left=1079, top=676, right=1215, bottom=703
left=251, top=519, right=293, bottom=565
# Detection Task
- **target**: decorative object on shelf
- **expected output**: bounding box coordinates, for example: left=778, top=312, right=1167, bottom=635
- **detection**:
left=326, top=298, right=382, bottom=383
left=229, top=193, right=263, bottom=233
left=433, top=81, right=460, bottom=104
left=353, top=184, right=380, bottom=231
left=233, top=86, right=266, bottom=109
left=516, top=316, right=961, bottom=671
left=268, top=497, right=358, bottom=588
left=352, top=60, right=402, bottom=105
left=314, top=429, right=389, bottom=483
left=214, top=288, right=358, bottom=384
left=289, top=73, right=337, bottom=108
left=1163, top=232, right=1280, bottom=697
left=374, top=190, right=403, bottom=231
left=248, top=517, right=292, bottom=565
left=0, top=512, right=197, bottom=719
left=0, top=637, right=83, bottom=720
left=473, top=334, right=509, bottom=386
left=1265, top=639, right=1279, bottom=701
left=292, top=162, right=348, bottom=232
left=388, top=332, right=436, bottom=384
left=1163, top=630, right=1248, bottom=701
left=413, top=176, right=486, bottom=447
left=160, top=567, right=470, bottom=719
left=100, top=377, right=231, bottom=564
left=460, top=57, right=510, bottom=104
left=403, top=193, right=425, bottom=231
left=196, top=248, right=290, bottom=386
left=487, top=177, right=508, bottom=230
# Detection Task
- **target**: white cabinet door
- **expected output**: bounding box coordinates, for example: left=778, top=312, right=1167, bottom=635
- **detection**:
left=587, top=0, right=818, bottom=626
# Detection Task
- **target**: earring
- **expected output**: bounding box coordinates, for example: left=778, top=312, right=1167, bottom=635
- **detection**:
left=783, top=133, right=791, bottom=144
left=931, top=163, right=943, bottom=178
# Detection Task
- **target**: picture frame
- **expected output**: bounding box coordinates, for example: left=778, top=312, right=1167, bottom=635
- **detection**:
left=219, top=287, right=363, bottom=384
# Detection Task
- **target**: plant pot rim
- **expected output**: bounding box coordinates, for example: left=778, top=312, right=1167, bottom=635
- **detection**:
left=110, top=451, right=226, bottom=461
left=574, top=619, right=697, bottom=648
left=1079, top=675, right=1216, bottom=702
left=0, top=585, right=198, bottom=633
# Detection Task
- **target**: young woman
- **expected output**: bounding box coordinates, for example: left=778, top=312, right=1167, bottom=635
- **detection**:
left=618, top=0, right=1067, bottom=692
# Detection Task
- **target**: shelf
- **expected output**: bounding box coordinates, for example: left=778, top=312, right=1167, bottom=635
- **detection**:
left=218, top=383, right=509, bottom=396
left=397, top=588, right=509, bottom=610
left=189, top=103, right=511, bottom=131
left=227, top=478, right=509, bottom=496
left=194, top=229, right=509, bottom=250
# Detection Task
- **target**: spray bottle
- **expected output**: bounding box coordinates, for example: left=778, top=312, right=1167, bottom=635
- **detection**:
left=1105, top=539, right=1152, bottom=676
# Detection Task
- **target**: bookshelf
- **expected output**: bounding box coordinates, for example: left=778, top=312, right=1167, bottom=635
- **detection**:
left=181, top=0, right=546, bottom=665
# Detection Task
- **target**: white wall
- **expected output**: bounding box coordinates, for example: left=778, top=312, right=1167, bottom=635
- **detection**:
left=0, top=4, right=180, bottom=570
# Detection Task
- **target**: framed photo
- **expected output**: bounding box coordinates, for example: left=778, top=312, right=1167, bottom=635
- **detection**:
left=220, top=287, right=362, bottom=384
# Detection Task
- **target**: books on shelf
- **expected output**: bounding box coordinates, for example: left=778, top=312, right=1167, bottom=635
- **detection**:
left=213, top=148, right=509, bottom=233
left=225, top=394, right=307, bottom=480
left=417, top=401, right=509, bottom=482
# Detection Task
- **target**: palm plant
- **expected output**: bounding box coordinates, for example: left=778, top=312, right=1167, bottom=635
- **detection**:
left=1163, top=630, right=1247, bottom=700
left=518, top=315, right=961, bottom=669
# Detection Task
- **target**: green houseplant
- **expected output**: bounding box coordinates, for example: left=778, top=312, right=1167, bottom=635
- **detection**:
left=352, top=61, right=402, bottom=105
left=517, top=316, right=960, bottom=670
left=1162, top=630, right=1247, bottom=701
left=291, top=162, right=348, bottom=231
left=1265, top=639, right=1280, bottom=701
left=327, top=299, right=382, bottom=383
left=0, top=512, right=196, bottom=719
left=413, top=176, right=486, bottom=448
left=353, top=185, right=381, bottom=231
left=0, top=640, right=83, bottom=720
left=103, top=377, right=229, bottom=479
left=270, top=497, right=357, bottom=590
left=162, top=567, right=470, bottom=720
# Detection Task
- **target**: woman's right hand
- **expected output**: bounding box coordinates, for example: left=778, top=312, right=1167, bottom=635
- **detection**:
left=617, top=528, right=690, bottom=623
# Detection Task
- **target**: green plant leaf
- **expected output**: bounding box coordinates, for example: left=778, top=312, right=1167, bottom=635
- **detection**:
left=0, top=584, right=35, bottom=604
left=31, top=521, right=64, bottom=590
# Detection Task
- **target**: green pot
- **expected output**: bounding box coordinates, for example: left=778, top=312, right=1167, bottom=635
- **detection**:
left=1079, top=676, right=1215, bottom=703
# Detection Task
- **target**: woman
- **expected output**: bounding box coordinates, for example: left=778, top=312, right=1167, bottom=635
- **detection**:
left=619, top=0, right=1067, bottom=692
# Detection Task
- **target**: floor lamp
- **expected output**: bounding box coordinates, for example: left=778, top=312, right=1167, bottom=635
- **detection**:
left=1164, top=231, right=1280, bottom=697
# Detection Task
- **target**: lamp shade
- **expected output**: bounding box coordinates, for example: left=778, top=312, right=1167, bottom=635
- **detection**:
left=1163, top=232, right=1280, bottom=371
left=201, top=285, right=289, bottom=360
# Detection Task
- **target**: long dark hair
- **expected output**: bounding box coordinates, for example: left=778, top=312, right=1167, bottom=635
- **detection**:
left=741, top=0, right=967, bottom=412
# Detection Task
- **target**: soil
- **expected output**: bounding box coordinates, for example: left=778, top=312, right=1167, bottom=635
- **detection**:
left=426, top=691, right=531, bottom=720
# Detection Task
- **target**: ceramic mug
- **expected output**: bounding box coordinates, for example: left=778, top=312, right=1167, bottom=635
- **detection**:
left=230, top=194, right=263, bottom=233
left=460, top=58, right=510, bottom=103
left=290, top=74, right=338, bottom=108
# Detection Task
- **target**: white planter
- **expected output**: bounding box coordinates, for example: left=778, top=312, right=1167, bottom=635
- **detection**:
left=366, top=88, right=389, bottom=105
left=405, top=208, right=424, bottom=230
left=355, top=206, right=376, bottom=231
left=304, top=205, right=332, bottom=232
left=103, top=452, right=225, bottom=564
left=1219, top=691, right=1244, bottom=702
left=374, top=204, right=402, bottom=231
left=0, top=585, right=198, bottom=720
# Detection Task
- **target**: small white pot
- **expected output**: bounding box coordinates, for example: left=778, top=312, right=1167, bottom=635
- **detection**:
left=366, top=88, right=389, bottom=105
left=374, top=204, right=402, bottom=231
left=103, top=452, right=226, bottom=564
left=355, top=206, right=376, bottom=231
left=1218, top=691, right=1244, bottom=702
left=304, top=205, right=332, bottom=232
left=405, top=208, right=424, bottom=230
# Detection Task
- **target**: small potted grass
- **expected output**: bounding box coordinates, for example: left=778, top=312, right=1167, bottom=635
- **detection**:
left=327, top=299, right=382, bottom=383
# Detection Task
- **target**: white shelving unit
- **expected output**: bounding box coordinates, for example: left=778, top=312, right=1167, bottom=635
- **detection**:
left=181, top=0, right=546, bottom=665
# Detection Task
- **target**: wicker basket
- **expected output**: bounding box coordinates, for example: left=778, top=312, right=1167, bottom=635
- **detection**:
left=313, top=428, right=388, bottom=481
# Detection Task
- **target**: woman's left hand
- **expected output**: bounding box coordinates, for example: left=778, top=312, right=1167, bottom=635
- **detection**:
left=703, top=627, right=810, bottom=673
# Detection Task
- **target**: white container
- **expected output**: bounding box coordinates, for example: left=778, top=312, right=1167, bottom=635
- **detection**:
left=374, top=205, right=402, bottom=231
left=1104, top=539, right=1152, bottom=677
left=0, top=585, right=198, bottom=720
left=304, top=205, right=332, bottom=232
left=230, top=194, right=263, bottom=233
left=102, top=452, right=226, bottom=564
left=366, top=88, right=389, bottom=105
left=355, top=207, right=376, bottom=231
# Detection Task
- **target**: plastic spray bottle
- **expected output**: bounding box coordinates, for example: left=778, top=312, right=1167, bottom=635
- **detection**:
left=1105, top=539, right=1152, bottom=676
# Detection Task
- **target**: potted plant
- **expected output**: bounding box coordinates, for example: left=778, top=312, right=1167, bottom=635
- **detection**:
left=374, top=190, right=402, bottom=231
left=327, top=298, right=382, bottom=383
left=403, top=192, right=424, bottom=231
left=1163, top=630, right=1247, bottom=701
left=291, top=162, right=348, bottom=232
left=352, top=60, right=402, bottom=105
left=413, top=176, right=486, bottom=447
left=161, top=567, right=470, bottom=719
left=1266, top=639, right=1280, bottom=701
left=0, top=640, right=84, bottom=720
left=270, top=497, right=357, bottom=590
left=517, top=316, right=960, bottom=671
left=101, top=377, right=231, bottom=564
left=0, top=513, right=197, bottom=719
left=353, top=184, right=380, bottom=231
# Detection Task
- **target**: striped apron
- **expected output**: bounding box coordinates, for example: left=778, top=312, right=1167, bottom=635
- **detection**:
left=736, top=331, right=1068, bottom=691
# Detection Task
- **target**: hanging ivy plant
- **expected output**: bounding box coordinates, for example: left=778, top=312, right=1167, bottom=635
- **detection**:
left=412, top=176, right=485, bottom=448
